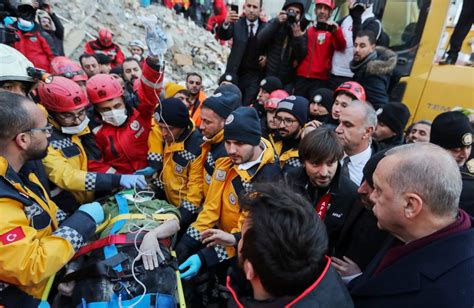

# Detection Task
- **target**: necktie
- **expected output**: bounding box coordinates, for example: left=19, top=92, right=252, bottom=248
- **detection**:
left=249, top=23, right=255, bottom=38
left=341, top=156, right=351, bottom=179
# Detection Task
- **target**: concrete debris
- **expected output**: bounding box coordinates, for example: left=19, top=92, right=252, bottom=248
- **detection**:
left=52, top=0, right=229, bottom=91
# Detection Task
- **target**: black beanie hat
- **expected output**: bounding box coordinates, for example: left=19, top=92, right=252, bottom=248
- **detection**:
left=214, top=83, right=242, bottom=105
left=430, top=111, right=472, bottom=149
left=276, top=95, right=309, bottom=125
left=309, top=88, right=334, bottom=113
left=376, top=102, right=411, bottom=136
left=362, top=149, right=388, bottom=187
left=154, top=98, right=190, bottom=128
left=224, top=107, right=262, bottom=146
left=96, top=53, right=112, bottom=65
left=202, top=91, right=240, bottom=119
left=218, top=72, right=238, bottom=85
left=260, top=76, right=283, bottom=93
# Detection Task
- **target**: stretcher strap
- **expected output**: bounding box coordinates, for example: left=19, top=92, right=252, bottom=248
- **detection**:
left=103, top=193, right=129, bottom=272
left=74, top=234, right=171, bottom=259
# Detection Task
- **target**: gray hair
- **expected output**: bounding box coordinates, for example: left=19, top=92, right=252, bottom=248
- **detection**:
left=350, top=100, right=377, bottom=128
left=385, top=143, right=462, bottom=216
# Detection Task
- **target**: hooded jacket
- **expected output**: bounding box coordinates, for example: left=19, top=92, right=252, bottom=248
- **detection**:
left=84, top=39, right=125, bottom=68
left=13, top=23, right=54, bottom=72
left=350, top=47, right=397, bottom=109
left=257, top=0, right=306, bottom=85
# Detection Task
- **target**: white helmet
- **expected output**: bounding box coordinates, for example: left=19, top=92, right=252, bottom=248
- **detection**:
left=0, top=44, right=35, bottom=83
left=128, top=39, right=146, bottom=51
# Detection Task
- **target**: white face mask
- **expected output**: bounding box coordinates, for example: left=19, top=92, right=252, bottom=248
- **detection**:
left=61, top=117, right=90, bottom=135
left=100, top=108, right=128, bottom=127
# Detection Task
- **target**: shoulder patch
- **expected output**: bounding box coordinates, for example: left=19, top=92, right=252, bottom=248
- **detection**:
left=467, top=159, right=474, bottom=174
left=215, top=169, right=227, bottom=181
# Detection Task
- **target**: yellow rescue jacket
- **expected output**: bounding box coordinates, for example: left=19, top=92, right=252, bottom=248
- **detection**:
left=269, top=133, right=302, bottom=172
left=200, top=129, right=228, bottom=197
left=186, top=138, right=281, bottom=263
left=0, top=156, right=95, bottom=299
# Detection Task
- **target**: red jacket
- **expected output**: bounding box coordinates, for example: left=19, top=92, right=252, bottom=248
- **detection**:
left=13, top=29, right=54, bottom=72
left=206, top=0, right=227, bottom=31
left=84, top=39, right=125, bottom=67
left=93, top=59, right=164, bottom=174
left=296, top=26, right=346, bottom=80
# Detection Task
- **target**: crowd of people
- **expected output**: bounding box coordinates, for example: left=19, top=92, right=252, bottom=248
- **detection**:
left=0, top=0, right=473, bottom=307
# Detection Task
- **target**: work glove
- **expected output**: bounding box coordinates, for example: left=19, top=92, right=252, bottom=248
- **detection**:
left=134, top=166, right=157, bottom=176
left=78, top=202, right=104, bottom=224
left=119, top=174, right=147, bottom=189
left=179, top=254, right=202, bottom=280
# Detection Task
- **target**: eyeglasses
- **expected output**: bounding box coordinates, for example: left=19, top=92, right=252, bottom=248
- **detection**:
left=55, top=109, right=87, bottom=122
left=25, top=124, right=53, bottom=135
left=273, top=116, right=298, bottom=126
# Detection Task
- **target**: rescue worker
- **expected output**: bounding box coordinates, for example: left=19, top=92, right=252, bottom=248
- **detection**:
left=50, top=56, right=88, bottom=92
left=331, top=81, right=366, bottom=123
left=146, top=98, right=203, bottom=230
left=128, top=39, right=146, bottom=65
left=272, top=95, right=309, bottom=175
left=0, top=92, right=102, bottom=306
left=38, top=77, right=147, bottom=213
left=86, top=54, right=164, bottom=174
left=199, top=91, right=240, bottom=198
left=84, top=28, right=125, bottom=68
left=79, top=53, right=100, bottom=78
left=0, top=43, right=51, bottom=193
left=185, top=72, right=207, bottom=127
left=256, top=76, right=283, bottom=111
left=430, top=111, right=473, bottom=216
left=308, top=87, right=334, bottom=123
left=176, top=107, right=281, bottom=280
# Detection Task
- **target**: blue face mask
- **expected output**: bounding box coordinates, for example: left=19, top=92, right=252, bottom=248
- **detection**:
left=17, top=18, right=34, bottom=32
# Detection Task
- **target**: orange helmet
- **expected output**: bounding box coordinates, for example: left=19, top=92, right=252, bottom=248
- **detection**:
left=334, top=81, right=366, bottom=101
left=86, top=74, right=124, bottom=104
left=38, top=76, right=89, bottom=113
left=98, top=28, right=113, bottom=47
left=315, top=0, right=335, bottom=10
left=264, top=90, right=289, bottom=110
left=51, top=56, right=88, bottom=82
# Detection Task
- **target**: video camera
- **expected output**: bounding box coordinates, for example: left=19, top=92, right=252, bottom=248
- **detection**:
left=0, top=25, right=19, bottom=45
left=287, top=9, right=298, bottom=25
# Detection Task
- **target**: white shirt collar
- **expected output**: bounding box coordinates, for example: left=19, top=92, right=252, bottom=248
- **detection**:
left=345, top=145, right=372, bottom=166
left=246, top=19, right=259, bottom=29
left=238, top=141, right=266, bottom=170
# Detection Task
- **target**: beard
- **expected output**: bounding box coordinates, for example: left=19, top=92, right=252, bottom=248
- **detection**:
left=26, top=145, right=49, bottom=161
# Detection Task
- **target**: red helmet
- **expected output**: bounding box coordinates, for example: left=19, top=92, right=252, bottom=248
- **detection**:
left=38, top=76, right=89, bottom=113
left=334, top=81, right=366, bottom=101
left=264, top=90, right=289, bottom=110
left=86, top=74, right=124, bottom=104
left=315, top=0, right=335, bottom=10
left=51, top=56, right=88, bottom=82
left=98, top=28, right=113, bottom=47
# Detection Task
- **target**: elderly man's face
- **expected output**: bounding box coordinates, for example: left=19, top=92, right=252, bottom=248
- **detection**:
left=370, top=156, right=405, bottom=234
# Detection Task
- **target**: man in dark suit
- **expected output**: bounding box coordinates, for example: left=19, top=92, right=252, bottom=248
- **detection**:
left=217, top=0, right=266, bottom=106
left=349, top=143, right=474, bottom=308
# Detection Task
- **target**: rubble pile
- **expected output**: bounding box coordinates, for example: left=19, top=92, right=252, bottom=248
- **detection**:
left=52, top=0, right=229, bottom=90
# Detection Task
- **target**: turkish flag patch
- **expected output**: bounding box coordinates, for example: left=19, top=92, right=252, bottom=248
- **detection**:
left=0, top=227, right=26, bottom=245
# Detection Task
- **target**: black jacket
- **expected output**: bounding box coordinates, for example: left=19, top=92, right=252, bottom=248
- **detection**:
left=333, top=199, right=389, bottom=271
left=217, top=17, right=267, bottom=75
left=460, top=160, right=474, bottom=216
left=257, top=17, right=304, bottom=84
left=289, top=166, right=359, bottom=252
left=227, top=257, right=354, bottom=308
left=349, top=214, right=474, bottom=308
left=351, top=47, right=397, bottom=109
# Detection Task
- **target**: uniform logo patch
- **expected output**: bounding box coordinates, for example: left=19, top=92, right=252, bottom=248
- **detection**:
left=317, top=33, right=326, bottom=44
left=215, top=169, right=227, bottom=181
left=205, top=173, right=212, bottom=184
left=212, top=92, right=223, bottom=98
left=376, top=108, right=383, bottom=115
left=228, top=192, right=237, bottom=205
left=467, top=159, right=474, bottom=174
left=313, top=94, right=322, bottom=103
left=462, top=132, right=472, bottom=146
left=260, top=79, right=266, bottom=87
left=0, top=227, right=25, bottom=245
left=30, top=36, right=37, bottom=42
left=154, top=112, right=161, bottom=122
left=225, top=74, right=233, bottom=81
left=175, top=164, right=184, bottom=173
left=130, top=120, right=140, bottom=131
left=225, top=114, right=234, bottom=125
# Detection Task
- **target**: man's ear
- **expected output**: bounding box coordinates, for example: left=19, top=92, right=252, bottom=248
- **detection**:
left=14, top=132, right=30, bottom=151
left=243, top=259, right=256, bottom=281
left=363, top=125, right=375, bottom=139
left=403, top=192, right=423, bottom=219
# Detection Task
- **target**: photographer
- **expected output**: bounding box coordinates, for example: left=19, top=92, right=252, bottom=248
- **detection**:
left=293, top=0, right=346, bottom=99
left=329, top=0, right=385, bottom=89
left=257, top=0, right=306, bottom=89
